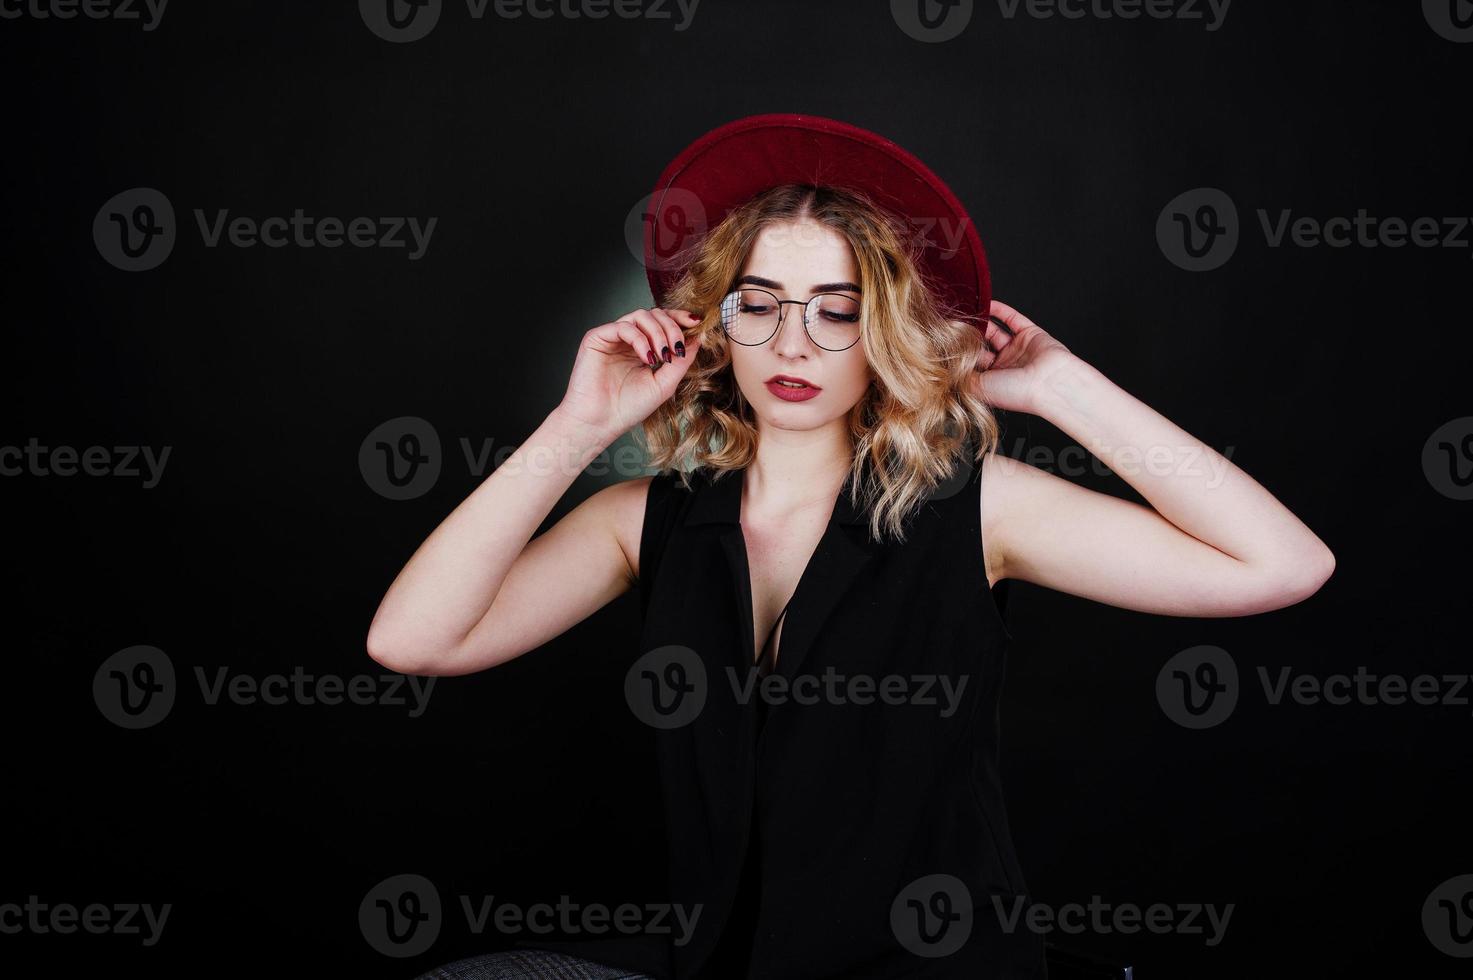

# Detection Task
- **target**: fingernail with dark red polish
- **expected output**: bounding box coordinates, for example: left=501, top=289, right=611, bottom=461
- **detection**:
left=674, top=341, right=686, bottom=358
left=646, top=350, right=658, bottom=368
left=661, top=346, right=672, bottom=363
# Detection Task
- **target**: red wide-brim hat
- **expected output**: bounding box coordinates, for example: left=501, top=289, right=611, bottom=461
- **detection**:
left=643, top=113, right=990, bottom=328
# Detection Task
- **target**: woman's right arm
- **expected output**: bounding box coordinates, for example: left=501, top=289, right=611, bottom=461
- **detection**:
left=365, top=307, right=703, bottom=677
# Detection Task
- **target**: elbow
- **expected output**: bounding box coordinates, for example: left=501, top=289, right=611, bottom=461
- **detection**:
left=1299, top=540, right=1336, bottom=597
left=1263, top=541, right=1336, bottom=610
left=366, top=620, right=488, bottom=677
left=366, top=622, right=439, bottom=676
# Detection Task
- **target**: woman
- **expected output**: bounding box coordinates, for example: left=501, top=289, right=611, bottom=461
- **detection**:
left=367, top=115, right=1334, bottom=979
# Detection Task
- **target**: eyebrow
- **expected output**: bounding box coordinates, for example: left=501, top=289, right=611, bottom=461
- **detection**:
left=736, top=274, right=862, bottom=295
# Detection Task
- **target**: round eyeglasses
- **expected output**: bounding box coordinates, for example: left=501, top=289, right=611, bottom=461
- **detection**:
left=718, top=287, right=863, bottom=352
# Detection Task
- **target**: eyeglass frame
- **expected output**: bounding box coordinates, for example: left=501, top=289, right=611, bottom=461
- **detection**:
left=718, top=286, right=865, bottom=352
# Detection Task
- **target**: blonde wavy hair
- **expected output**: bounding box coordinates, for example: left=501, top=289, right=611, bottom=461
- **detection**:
left=640, top=183, right=1000, bottom=544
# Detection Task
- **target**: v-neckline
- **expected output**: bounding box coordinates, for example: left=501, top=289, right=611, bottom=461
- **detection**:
left=738, top=466, right=848, bottom=675
left=756, top=597, right=793, bottom=677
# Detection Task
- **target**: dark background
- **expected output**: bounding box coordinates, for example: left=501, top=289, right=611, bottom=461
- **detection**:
left=3, top=1, right=1470, bottom=976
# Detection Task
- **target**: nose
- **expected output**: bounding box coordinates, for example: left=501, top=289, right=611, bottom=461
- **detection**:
left=771, top=299, right=815, bottom=359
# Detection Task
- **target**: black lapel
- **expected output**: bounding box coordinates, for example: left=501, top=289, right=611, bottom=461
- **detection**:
left=718, top=525, right=757, bottom=672
left=767, top=516, right=875, bottom=682
left=687, top=465, right=879, bottom=680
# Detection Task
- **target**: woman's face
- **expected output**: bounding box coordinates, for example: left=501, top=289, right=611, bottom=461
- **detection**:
left=726, top=218, right=873, bottom=430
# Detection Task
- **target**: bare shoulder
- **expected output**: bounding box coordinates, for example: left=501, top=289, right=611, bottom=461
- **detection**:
left=977, top=451, right=1045, bottom=587
left=579, top=475, right=656, bottom=585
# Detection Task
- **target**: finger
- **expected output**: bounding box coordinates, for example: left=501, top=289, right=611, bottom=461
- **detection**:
left=649, top=308, right=683, bottom=363
left=630, top=308, right=677, bottom=368
left=587, top=319, right=639, bottom=353
left=664, top=308, right=703, bottom=357
left=982, top=318, right=1012, bottom=355
left=680, top=310, right=704, bottom=355
left=976, top=341, right=998, bottom=372
left=988, top=300, right=1037, bottom=335
left=655, top=331, right=703, bottom=389
left=610, top=319, right=661, bottom=369
left=619, top=309, right=668, bottom=370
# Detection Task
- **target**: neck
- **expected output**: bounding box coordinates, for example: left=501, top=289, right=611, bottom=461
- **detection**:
left=743, top=417, right=854, bottom=522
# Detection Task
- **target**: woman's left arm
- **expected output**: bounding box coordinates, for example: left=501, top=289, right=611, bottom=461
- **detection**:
left=975, top=301, right=1335, bottom=617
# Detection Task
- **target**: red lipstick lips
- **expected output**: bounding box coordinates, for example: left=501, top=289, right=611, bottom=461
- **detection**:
left=765, top=374, right=821, bottom=402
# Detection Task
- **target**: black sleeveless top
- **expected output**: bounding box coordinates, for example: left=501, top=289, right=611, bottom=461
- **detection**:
left=634, top=457, right=1046, bottom=979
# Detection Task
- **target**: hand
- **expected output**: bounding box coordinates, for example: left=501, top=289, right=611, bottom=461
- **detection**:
left=554, top=306, right=704, bottom=445
left=973, top=300, right=1077, bottom=415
